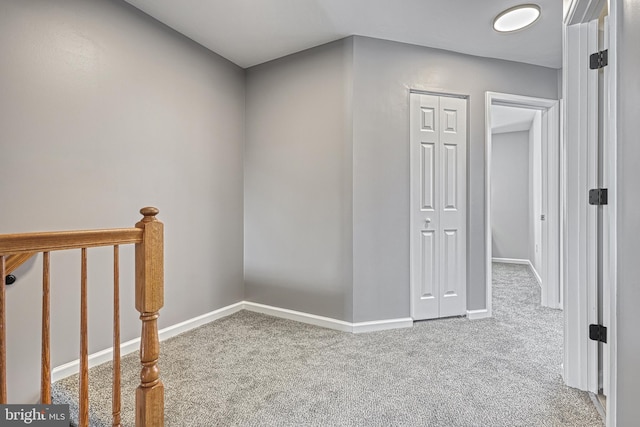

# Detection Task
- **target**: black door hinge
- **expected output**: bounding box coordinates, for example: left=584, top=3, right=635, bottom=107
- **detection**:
left=590, top=49, right=608, bottom=69
left=589, top=324, right=607, bottom=343
left=589, top=188, right=608, bottom=205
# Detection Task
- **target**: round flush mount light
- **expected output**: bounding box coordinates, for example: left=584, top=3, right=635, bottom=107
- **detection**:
left=493, top=4, right=541, bottom=33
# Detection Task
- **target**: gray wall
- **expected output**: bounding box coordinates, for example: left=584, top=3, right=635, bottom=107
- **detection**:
left=491, top=131, right=530, bottom=260
left=351, top=36, right=558, bottom=320
left=0, top=0, right=244, bottom=402
left=244, top=36, right=558, bottom=323
left=616, top=0, right=640, bottom=423
left=244, top=39, right=354, bottom=321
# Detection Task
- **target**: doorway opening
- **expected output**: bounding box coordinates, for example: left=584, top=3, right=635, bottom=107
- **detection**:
left=490, top=105, right=543, bottom=286
left=485, top=92, right=561, bottom=318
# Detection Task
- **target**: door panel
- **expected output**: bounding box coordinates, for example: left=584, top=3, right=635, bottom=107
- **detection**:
left=420, top=230, right=437, bottom=300
left=411, top=94, right=440, bottom=319
left=421, top=107, right=436, bottom=131
left=443, top=229, right=458, bottom=292
left=443, top=109, right=458, bottom=133
left=443, top=144, right=458, bottom=209
left=439, top=96, right=467, bottom=318
left=421, top=143, right=435, bottom=210
left=411, top=93, right=467, bottom=320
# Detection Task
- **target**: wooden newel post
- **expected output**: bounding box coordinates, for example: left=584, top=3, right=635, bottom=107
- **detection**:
left=135, top=207, right=164, bottom=426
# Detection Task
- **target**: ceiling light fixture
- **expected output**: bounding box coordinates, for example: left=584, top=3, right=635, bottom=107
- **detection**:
left=493, top=4, right=541, bottom=33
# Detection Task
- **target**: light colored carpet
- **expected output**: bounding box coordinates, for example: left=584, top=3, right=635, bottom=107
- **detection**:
left=52, top=263, right=604, bottom=426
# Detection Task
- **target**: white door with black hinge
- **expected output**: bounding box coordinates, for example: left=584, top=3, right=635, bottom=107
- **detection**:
left=410, top=93, right=467, bottom=320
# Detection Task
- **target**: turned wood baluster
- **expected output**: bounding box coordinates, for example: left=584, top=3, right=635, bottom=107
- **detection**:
left=113, top=246, right=121, bottom=427
left=0, top=255, right=6, bottom=403
left=41, top=252, right=51, bottom=404
left=79, top=248, right=89, bottom=427
left=135, top=207, right=164, bottom=427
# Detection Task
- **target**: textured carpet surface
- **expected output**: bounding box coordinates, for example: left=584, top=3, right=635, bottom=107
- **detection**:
left=52, top=263, right=603, bottom=426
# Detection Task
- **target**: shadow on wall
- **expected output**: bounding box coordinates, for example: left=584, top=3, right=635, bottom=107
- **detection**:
left=244, top=275, right=351, bottom=323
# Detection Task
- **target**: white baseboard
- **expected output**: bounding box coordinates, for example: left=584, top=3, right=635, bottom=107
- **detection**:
left=51, top=336, right=142, bottom=383
left=243, top=301, right=353, bottom=332
left=243, top=301, right=413, bottom=334
left=352, top=318, right=414, bottom=333
left=492, top=257, right=529, bottom=265
left=52, top=301, right=413, bottom=380
left=51, top=302, right=244, bottom=382
left=156, top=301, right=244, bottom=340
left=466, top=309, right=490, bottom=320
left=529, top=263, right=543, bottom=288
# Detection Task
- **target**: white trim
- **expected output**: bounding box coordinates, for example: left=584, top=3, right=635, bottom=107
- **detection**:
left=485, top=94, right=494, bottom=320
left=491, top=257, right=529, bottom=264
left=155, top=301, right=244, bottom=340
left=243, top=301, right=353, bottom=332
left=565, top=0, right=607, bottom=25
left=543, top=103, right=562, bottom=310
left=563, top=14, right=601, bottom=395
left=589, top=392, right=607, bottom=424
left=51, top=338, right=139, bottom=383
left=52, top=302, right=244, bottom=382
left=466, top=309, right=490, bottom=320
left=559, top=98, right=565, bottom=311
left=563, top=19, right=587, bottom=391
left=352, top=318, right=414, bottom=334
left=51, top=301, right=416, bottom=382
left=409, top=89, right=467, bottom=99
left=585, top=18, right=600, bottom=395
left=605, top=2, right=618, bottom=425
left=244, top=301, right=414, bottom=334
left=529, top=262, right=543, bottom=288
left=564, top=3, right=619, bottom=425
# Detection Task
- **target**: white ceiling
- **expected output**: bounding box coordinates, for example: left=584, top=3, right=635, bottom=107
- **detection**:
left=491, top=105, right=538, bottom=134
left=123, top=0, right=562, bottom=69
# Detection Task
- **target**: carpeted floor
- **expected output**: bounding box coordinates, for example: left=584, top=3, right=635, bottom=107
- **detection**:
left=52, top=263, right=604, bottom=426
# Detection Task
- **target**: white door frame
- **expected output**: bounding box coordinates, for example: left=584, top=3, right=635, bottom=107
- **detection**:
left=564, top=1, right=618, bottom=425
left=485, top=92, right=561, bottom=318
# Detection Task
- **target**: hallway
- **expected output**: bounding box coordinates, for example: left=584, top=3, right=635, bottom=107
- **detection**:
left=53, top=263, right=602, bottom=426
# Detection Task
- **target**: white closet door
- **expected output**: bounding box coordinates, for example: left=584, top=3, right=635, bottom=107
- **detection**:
left=410, top=93, right=467, bottom=320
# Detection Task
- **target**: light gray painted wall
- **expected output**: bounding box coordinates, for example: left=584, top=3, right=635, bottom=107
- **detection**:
left=616, top=0, right=640, bottom=423
left=0, top=0, right=244, bottom=403
left=351, top=36, right=558, bottom=320
left=491, top=131, right=530, bottom=260
left=244, top=39, right=354, bottom=321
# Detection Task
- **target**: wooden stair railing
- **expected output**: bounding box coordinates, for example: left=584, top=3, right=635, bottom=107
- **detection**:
left=0, top=207, right=164, bottom=427
left=4, top=252, right=36, bottom=276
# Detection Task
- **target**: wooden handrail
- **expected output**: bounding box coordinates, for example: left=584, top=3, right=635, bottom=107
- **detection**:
left=5, top=253, right=36, bottom=275
left=0, top=228, right=143, bottom=255
left=0, top=207, right=164, bottom=426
